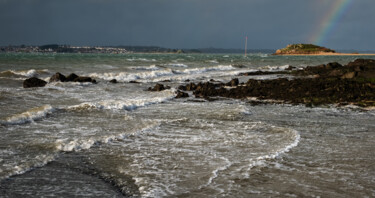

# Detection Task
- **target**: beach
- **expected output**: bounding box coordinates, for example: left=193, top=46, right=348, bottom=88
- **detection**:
left=1, top=53, right=375, bottom=197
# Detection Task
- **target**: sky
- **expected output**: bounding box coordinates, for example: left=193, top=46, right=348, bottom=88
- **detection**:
left=0, top=0, right=374, bottom=50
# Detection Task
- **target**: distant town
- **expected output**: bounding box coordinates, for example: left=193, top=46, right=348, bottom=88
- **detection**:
left=0, top=44, right=275, bottom=54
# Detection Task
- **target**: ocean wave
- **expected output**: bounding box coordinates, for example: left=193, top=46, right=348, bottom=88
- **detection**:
left=68, top=92, right=175, bottom=111
left=0, top=69, right=49, bottom=78
left=0, top=105, right=56, bottom=125
left=240, top=126, right=300, bottom=177
left=89, top=69, right=174, bottom=82
left=0, top=152, right=57, bottom=180
left=258, top=65, right=290, bottom=71
left=176, top=65, right=235, bottom=75
left=54, top=121, right=160, bottom=152
left=127, top=58, right=156, bottom=62
left=129, top=65, right=160, bottom=71
left=90, top=65, right=236, bottom=82
left=166, top=63, right=188, bottom=67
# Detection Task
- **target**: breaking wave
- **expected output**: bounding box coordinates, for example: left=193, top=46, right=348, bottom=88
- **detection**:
left=0, top=69, right=49, bottom=78
left=258, top=65, right=290, bottom=71
left=90, top=65, right=236, bottom=82
left=68, top=91, right=176, bottom=111
left=0, top=105, right=56, bottom=125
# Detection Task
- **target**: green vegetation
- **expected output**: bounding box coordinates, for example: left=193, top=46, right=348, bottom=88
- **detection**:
left=275, top=44, right=335, bottom=55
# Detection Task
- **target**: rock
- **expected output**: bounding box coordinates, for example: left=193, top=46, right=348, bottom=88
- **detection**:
left=148, top=83, right=169, bottom=91
left=129, top=81, right=140, bottom=83
left=226, top=78, right=239, bottom=87
left=341, top=72, right=357, bottom=79
left=66, top=73, right=79, bottom=82
left=109, top=79, right=118, bottom=83
left=49, top=72, right=66, bottom=82
left=285, top=65, right=296, bottom=70
left=175, top=91, right=189, bottom=98
left=325, top=62, right=342, bottom=69
left=238, top=70, right=289, bottom=76
left=73, top=76, right=96, bottom=83
left=183, top=59, right=375, bottom=107
left=23, top=77, right=47, bottom=88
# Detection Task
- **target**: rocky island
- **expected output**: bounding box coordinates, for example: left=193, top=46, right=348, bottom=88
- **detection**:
left=274, top=44, right=375, bottom=56
left=274, top=44, right=336, bottom=55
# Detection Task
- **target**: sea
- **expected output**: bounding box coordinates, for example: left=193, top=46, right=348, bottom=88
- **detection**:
left=0, top=53, right=374, bottom=197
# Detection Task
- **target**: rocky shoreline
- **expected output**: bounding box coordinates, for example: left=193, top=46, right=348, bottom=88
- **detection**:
left=23, top=59, right=375, bottom=108
left=175, top=59, right=375, bottom=107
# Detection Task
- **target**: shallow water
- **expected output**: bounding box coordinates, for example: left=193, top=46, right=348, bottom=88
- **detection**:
left=0, top=53, right=374, bottom=197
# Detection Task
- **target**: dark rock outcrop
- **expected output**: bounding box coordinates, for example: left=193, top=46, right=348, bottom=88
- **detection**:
left=49, top=72, right=66, bottom=82
left=66, top=73, right=79, bottom=82
left=23, top=77, right=47, bottom=88
left=49, top=73, right=97, bottom=83
left=178, top=59, right=375, bottom=107
left=109, top=79, right=118, bottom=83
left=226, top=78, right=239, bottom=87
left=175, top=91, right=189, bottom=98
left=148, top=83, right=171, bottom=91
left=238, top=70, right=289, bottom=76
left=294, top=59, right=375, bottom=79
left=73, top=76, right=96, bottom=83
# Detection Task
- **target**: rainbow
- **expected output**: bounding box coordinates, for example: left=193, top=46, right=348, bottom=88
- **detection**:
left=310, top=0, right=353, bottom=45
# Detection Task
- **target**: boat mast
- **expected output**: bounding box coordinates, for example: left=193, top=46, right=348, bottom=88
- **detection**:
left=245, top=36, right=248, bottom=57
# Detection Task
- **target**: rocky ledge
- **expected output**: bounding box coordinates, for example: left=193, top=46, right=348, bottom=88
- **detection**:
left=176, top=59, right=375, bottom=107
left=23, top=72, right=97, bottom=88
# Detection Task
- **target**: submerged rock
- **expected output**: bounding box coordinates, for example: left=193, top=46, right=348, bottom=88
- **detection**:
left=66, top=73, right=79, bottom=82
left=109, top=79, right=118, bottom=83
left=148, top=83, right=170, bottom=91
left=226, top=78, right=239, bottom=87
left=73, top=76, right=96, bottom=83
left=49, top=72, right=66, bottom=82
left=49, top=73, right=97, bottom=84
left=23, top=77, right=47, bottom=88
left=175, top=91, right=189, bottom=98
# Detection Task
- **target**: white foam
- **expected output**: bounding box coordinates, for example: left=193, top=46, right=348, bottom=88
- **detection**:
left=89, top=69, right=174, bottom=82
left=127, top=58, right=156, bottom=62
left=0, top=69, right=42, bottom=78
left=0, top=153, right=57, bottom=180
left=93, top=64, right=118, bottom=69
left=90, top=65, right=236, bottom=82
left=1, top=105, right=55, bottom=125
left=166, top=63, right=188, bottom=67
left=54, top=121, right=160, bottom=152
left=205, top=157, right=232, bottom=187
left=258, top=65, right=290, bottom=71
left=130, top=65, right=160, bottom=71
left=176, top=65, right=235, bottom=75
left=207, top=60, right=219, bottom=64
left=244, top=128, right=301, bottom=174
left=68, top=91, right=176, bottom=111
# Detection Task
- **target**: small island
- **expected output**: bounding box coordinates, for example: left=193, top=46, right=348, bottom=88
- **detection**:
left=274, top=44, right=335, bottom=55
left=274, top=43, right=375, bottom=56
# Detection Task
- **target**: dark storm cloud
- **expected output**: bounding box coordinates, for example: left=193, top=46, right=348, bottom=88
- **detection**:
left=0, top=0, right=374, bottom=50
